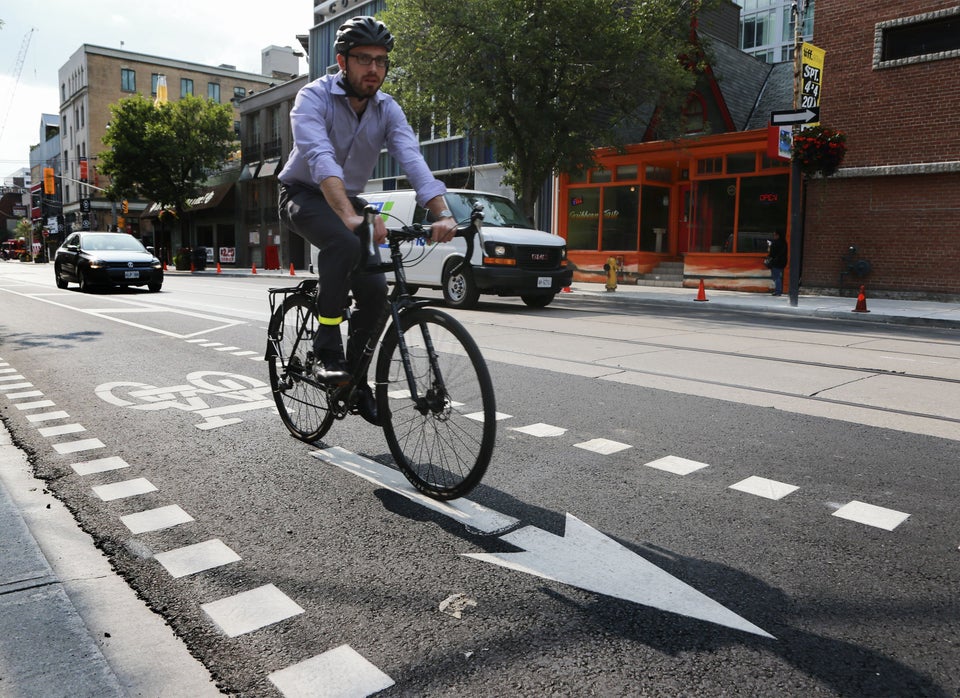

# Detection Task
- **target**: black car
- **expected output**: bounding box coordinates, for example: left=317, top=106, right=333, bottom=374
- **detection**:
left=54, top=232, right=163, bottom=293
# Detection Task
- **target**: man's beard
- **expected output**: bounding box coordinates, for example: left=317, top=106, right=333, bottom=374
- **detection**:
left=346, top=70, right=381, bottom=99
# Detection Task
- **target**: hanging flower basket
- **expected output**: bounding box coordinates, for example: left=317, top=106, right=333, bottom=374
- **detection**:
left=792, top=125, right=847, bottom=177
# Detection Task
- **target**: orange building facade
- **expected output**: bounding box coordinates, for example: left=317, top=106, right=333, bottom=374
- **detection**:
left=560, top=128, right=792, bottom=293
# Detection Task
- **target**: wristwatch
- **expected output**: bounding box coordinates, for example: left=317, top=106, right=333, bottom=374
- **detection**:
left=438, top=209, right=454, bottom=219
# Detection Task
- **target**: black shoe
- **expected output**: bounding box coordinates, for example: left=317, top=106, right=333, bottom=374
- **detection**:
left=352, top=383, right=380, bottom=426
left=313, top=349, right=350, bottom=385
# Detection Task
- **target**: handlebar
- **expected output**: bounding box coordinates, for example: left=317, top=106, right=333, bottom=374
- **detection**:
left=361, top=203, right=484, bottom=276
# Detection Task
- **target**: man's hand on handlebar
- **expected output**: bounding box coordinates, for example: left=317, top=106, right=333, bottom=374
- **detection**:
left=350, top=212, right=388, bottom=245
left=430, top=217, right=457, bottom=244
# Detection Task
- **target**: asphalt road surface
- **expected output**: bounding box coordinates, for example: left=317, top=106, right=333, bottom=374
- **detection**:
left=1, top=263, right=958, bottom=697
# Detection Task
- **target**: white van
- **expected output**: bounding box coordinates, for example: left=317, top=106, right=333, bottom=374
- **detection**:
left=358, top=189, right=572, bottom=309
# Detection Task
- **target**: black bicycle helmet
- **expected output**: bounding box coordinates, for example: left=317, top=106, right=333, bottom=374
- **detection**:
left=335, top=16, right=394, bottom=54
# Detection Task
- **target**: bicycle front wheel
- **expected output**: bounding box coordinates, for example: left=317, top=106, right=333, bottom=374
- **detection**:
left=267, top=294, right=335, bottom=442
left=375, top=308, right=496, bottom=500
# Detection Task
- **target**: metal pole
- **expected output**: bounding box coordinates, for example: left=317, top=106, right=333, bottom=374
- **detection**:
left=788, top=0, right=805, bottom=307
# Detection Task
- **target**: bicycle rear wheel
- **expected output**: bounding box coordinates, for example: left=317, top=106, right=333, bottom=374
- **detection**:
left=267, top=294, right=335, bottom=442
left=375, top=307, right=496, bottom=500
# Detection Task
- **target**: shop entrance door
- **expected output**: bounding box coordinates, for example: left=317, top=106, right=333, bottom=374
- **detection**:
left=678, top=184, right=692, bottom=255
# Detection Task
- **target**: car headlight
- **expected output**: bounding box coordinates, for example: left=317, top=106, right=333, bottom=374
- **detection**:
left=87, top=258, right=105, bottom=269
left=482, top=241, right=516, bottom=266
left=151, top=259, right=162, bottom=269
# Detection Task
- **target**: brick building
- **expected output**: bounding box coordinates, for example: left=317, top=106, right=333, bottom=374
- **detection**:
left=802, top=1, right=960, bottom=298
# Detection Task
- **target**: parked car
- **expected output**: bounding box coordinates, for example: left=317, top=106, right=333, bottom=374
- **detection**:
left=357, top=189, right=572, bottom=309
left=54, top=232, right=163, bottom=292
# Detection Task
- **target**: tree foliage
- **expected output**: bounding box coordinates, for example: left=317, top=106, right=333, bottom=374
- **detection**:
left=382, top=0, right=703, bottom=216
left=99, top=94, right=234, bottom=227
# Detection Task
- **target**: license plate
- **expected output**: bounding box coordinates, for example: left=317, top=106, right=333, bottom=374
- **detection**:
left=537, top=276, right=551, bottom=288
left=124, top=270, right=139, bottom=279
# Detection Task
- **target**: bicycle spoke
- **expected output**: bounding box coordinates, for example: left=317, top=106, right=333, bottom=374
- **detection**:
left=376, top=308, right=495, bottom=499
left=267, top=294, right=334, bottom=442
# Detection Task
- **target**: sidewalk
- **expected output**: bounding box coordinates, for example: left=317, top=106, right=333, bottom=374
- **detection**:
left=170, top=265, right=960, bottom=329
left=2, top=271, right=957, bottom=697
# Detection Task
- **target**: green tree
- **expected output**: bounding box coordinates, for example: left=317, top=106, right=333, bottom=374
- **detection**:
left=382, top=0, right=702, bottom=217
left=99, top=94, right=235, bottom=238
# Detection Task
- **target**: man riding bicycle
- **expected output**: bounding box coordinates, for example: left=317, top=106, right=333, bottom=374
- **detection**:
left=278, top=15, right=457, bottom=424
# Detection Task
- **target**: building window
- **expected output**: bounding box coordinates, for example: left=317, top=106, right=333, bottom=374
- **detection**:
left=682, top=93, right=706, bottom=133
left=234, top=86, right=247, bottom=100
left=208, top=82, right=221, bottom=102
left=121, top=68, right=136, bottom=92
left=875, top=7, right=960, bottom=67
left=181, top=78, right=194, bottom=97
left=151, top=73, right=160, bottom=96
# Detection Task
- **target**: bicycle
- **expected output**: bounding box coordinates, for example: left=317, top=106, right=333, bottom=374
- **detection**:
left=265, top=204, right=496, bottom=500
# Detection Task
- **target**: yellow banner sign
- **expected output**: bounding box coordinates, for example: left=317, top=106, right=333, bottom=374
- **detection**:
left=800, top=42, right=825, bottom=125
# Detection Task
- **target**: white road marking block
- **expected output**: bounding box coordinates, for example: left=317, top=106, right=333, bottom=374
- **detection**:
left=154, top=539, right=241, bottom=578
left=574, top=438, right=632, bottom=455
left=38, top=423, right=86, bottom=437
left=268, top=645, right=394, bottom=697
left=26, top=410, right=70, bottom=423
left=645, top=455, right=710, bottom=475
left=313, top=447, right=518, bottom=534
left=6, top=390, right=44, bottom=399
left=510, top=423, right=568, bottom=437
left=465, top=411, right=512, bottom=422
left=832, top=500, right=910, bottom=531
left=729, top=476, right=799, bottom=501
left=202, top=584, right=304, bottom=638
left=466, top=513, right=774, bottom=638
left=71, top=455, right=130, bottom=475
left=121, top=504, right=194, bottom=534
left=92, top=477, right=157, bottom=501
left=14, top=400, right=55, bottom=410
left=53, top=438, right=105, bottom=455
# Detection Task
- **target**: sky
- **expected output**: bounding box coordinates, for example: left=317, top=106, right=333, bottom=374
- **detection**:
left=0, top=0, right=312, bottom=174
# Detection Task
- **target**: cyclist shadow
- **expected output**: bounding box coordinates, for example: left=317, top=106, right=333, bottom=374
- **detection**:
left=372, top=485, right=950, bottom=697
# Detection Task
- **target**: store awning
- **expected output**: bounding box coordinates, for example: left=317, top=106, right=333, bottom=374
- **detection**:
left=238, top=161, right=261, bottom=181
left=140, top=183, right=233, bottom=219
left=257, top=158, right=282, bottom=178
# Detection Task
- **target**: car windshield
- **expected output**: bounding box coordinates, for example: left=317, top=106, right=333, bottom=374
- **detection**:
left=82, top=234, right=147, bottom=252
left=447, top=193, right=533, bottom=229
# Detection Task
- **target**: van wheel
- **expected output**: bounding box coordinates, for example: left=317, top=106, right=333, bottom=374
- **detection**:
left=442, top=260, right=480, bottom=309
left=521, top=293, right=555, bottom=308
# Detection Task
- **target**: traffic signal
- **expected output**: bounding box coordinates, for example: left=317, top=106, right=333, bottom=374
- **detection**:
left=43, top=167, right=55, bottom=195
left=122, top=199, right=129, bottom=214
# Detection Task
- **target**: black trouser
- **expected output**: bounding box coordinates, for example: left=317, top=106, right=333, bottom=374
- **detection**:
left=278, top=183, right=387, bottom=361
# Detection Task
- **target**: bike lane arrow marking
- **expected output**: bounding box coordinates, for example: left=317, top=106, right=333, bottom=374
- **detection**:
left=316, top=449, right=773, bottom=638
left=465, top=513, right=775, bottom=638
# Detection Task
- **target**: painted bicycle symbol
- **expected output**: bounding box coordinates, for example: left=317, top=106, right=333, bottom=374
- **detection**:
left=95, top=371, right=275, bottom=430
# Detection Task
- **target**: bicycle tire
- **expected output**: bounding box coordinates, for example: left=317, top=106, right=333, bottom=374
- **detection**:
left=375, top=307, right=496, bottom=500
left=267, top=294, right=335, bottom=442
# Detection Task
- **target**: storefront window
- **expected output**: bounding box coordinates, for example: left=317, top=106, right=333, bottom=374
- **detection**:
left=726, top=152, right=757, bottom=174
left=640, top=186, right=671, bottom=252
left=691, top=178, right=736, bottom=252
left=616, top=164, right=638, bottom=181
left=591, top=169, right=612, bottom=183
left=567, top=188, right=601, bottom=250
left=601, top=186, right=639, bottom=251
left=736, top=174, right=789, bottom=252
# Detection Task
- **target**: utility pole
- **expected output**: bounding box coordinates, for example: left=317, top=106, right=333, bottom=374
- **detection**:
left=787, top=0, right=807, bottom=307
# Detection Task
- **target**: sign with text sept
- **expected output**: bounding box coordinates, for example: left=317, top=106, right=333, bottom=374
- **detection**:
left=800, top=42, right=825, bottom=126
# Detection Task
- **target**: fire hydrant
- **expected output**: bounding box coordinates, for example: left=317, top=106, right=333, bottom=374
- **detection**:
left=603, top=256, right=618, bottom=292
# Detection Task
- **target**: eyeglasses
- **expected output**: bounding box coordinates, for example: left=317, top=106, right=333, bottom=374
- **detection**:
left=348, top=52, right=389, bottom=69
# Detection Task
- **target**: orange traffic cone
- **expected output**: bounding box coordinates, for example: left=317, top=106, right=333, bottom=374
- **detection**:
left=290, top=263, right=296, bottom=276
left=190, top=261, right=195, bottom=273
left=216, top=262, right=222, bottom=274
left=251, top=263, right=257, bottom=275
left=561, top=286, right=572, bottom=293
left=852, top=285, right=869, bottom=313
left=162, top=260, right=167, bottom=271
left=694, top=278, right=709, bottom=302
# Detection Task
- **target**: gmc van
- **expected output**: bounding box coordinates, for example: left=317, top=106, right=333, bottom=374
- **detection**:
left=358, top=189, right=572, bottom=309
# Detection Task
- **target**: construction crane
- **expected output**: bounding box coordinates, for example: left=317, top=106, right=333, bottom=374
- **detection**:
left=0, top=27, right=37, bottom=145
